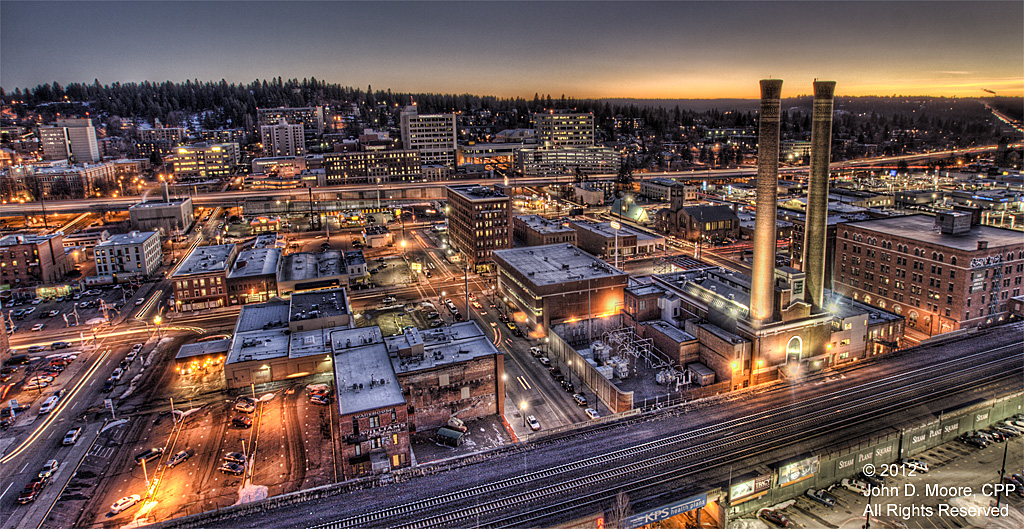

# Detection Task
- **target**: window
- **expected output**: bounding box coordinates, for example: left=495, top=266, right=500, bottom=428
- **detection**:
left=392, top=433, right=399, bottom=445
left=368, top=415, right=380, bottom=428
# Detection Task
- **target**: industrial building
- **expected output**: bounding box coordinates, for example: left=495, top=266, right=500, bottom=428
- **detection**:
left=128, top=186, right=195, bottom=237
left=275, top=250, right=367, bottom=297
left=569, top=220, right=665, bottom=262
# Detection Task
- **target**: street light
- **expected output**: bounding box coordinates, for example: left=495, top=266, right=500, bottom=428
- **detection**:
left=154, top=314, right=163, bottom=341
left=520, top=401, right=528, bottom=427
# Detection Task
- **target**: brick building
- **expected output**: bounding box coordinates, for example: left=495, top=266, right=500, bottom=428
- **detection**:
left=445, top=185, right=512, bottom=272
left=0, top=233, right=70, bottom=288
left=512, top=215, right=577, bottom=247
left=171, top=244, right=238, bottom=312
left=835, top=213, right=1024, bottom=335
left=226, top=247, right=280, bottom=305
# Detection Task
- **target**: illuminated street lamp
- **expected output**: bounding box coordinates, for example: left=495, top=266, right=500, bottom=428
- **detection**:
left=401, top=239, right=407, bottom=258
left=154, top=314, right=163, bottom=341
left=520, top=401, right=528, bottom=427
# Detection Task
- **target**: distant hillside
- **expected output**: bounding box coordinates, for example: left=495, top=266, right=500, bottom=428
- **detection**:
left=600, top=96, right=993, bottom=114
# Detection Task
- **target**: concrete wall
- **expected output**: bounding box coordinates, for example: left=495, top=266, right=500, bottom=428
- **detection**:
left=396, top=355, right=500, bottom=431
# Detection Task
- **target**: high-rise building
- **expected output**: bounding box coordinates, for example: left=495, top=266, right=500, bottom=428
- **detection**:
left=39, top=126, right=71, bottom=160
left=400, top=105, right=456, bottom=167
left=445, top=185, right=512, bottom=272
left=531, top=111, right=595, bottom=147
left=172, top=143, right=239, bottom=179
left=58, top=118, right=101, bottom=162
left=257, top=107, right=324, bottom=144
left=261, top=119, right=306, bottom=157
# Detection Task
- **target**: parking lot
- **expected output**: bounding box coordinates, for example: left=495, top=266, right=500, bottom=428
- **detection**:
left=733, top=437, right=1024, bottom=529
left=5, top=284, right=151, bottom=341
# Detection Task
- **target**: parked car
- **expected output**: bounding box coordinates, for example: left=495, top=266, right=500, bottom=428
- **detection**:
left=529, top=347, right=543, bottom=357
left=526, top=415, right=541, bottom=431
left=166, top=449, right=194, bottom=468
left=101, top=379, right=115, bottom=392
left=859, top=470, right=885, bottom=487
left=234, top=400, right=256, bottom=413
left=134, top=447, right=164, bottom=465
left=561, top=380, right=576, bottom=393
left=901, top=458, right=929, bottom=473
left=993, top=425, right=1021, bottom=437
left=219, top=462, right=245, bottom=475
left=310, top=394, right=330, bottom=406
left=46, top=309, right=60, bottom=317
left=135, top=298, right=145, bottom=306
left=758, top=509, right=791, bottom=527
left=572, top=393, right=588, bottom=406
left=841, top=478, right=870, bottom=494
left=223, top=452, right=247, bottom=464
left=24, top=378, right=50, bottom=390
left=110, top=494, right=142, bottom=514
left=63, top=427, right=82, bottom=446
left=537, top=356, right=551, bottom=367
left=31, top=323, right=45, bottom=332
left=110, top=367, right=124, bottom=381
left=232, top=416, right=253, bottom=428
left=805, top=488, right=836, bottom=508
left=585, top=408, right=600, bottom=420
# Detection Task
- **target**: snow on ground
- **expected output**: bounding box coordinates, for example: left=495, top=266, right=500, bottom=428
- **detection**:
left=119, top=501, right=157, bottom=528
left=947, top=494, right=1024, bottom=529
left=171, top=407, right=202, bottom=422
left=727, top=518, right=769, bottom=529
left=259, top=392, right=275, bottom=402
left=234, top=481, right=268, bottom=505
left=101, top=418, right=129, bottom=433
left=118, top=372, right=145, bottom=400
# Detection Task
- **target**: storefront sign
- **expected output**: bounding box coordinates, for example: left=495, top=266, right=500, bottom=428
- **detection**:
left=625, top=493, right=707, bottom=529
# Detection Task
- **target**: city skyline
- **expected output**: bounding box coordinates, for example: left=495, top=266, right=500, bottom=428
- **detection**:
left=1, top=1, right=1021, bottom=99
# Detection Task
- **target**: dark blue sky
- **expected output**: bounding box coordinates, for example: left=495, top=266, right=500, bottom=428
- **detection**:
left=1, top=1, right=1021, bottom=98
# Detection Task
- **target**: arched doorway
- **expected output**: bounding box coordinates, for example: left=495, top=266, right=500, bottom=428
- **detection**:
left=786, top=336, right=803, bottom=364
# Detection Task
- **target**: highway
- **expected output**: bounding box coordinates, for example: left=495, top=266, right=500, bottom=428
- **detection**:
left=177, top=322, right=1022, bottom=529
left=0, top=146, right=1006, bottom=216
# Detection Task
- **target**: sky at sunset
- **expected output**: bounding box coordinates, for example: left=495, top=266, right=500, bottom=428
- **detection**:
left=1, top=1, right=1021, bottom=99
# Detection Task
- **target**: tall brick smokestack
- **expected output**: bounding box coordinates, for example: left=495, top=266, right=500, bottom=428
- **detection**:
left=803, top=80, right=836, bottom=309
left=750, top=79, right=783, bottom=326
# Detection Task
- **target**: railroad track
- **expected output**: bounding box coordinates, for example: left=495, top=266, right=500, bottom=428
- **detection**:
left=313, top=342, right=1022, bottom=529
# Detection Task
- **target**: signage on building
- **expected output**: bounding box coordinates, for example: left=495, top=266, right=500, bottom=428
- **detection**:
left=970, top=255, right=1001, bottom=269
left=624, top=493, right=707, bottom=529
left=730, top=473, right=773, bottom=504
left=610, top=221, right=621, bottom=230
left=776, top=455, right=819, bottom=487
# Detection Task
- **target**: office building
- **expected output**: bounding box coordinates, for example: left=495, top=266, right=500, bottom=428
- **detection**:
left=261, top=119, right=306, bottom=157
left=569, top=221, right=665, bottom=261
left=323, top=150, right=421, bottom=185
left=14, top=162, right=116, bottom=199
left=40, top=118, right=100, bottom=162
left=640, top=178, right=698, bottom=204
left=513, top=145, right=620, bottom=178
left=0, top=233, right=70, bottom=287
left=400, top=105, right=456, bottom=167
left=493, top=244, right=627, bottom=336
left=532, top=111, right=595, bottom=147
left=172, top=143, right=239, bottom=179
left=257, top=106, right=324, bottom=140
left=94, top=231, right=162, bottom=278
left=834, top=212, right=1024, bottom=335
left=445, top=185, right=512, bottom=272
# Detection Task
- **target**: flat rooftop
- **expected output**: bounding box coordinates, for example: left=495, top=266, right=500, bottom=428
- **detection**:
left=97, top=231, right=158, bottom=246
left=290, top=328, right=335, bottom=359
left=172, top=244, right=235, bottom=277
left=278, top=251, right=346, bottom=283
left=446, top=184, right=508, bottom=202
left=236, top=300, right=290, bottom=333
left=0, top=233, right=63, bottom=246
left=227, top=327, right=290, bottom=363
left=331, top=326, right=405, bottom=416
left=175, top=339, right=231, bottom=361
left=644, top=320, right=697, bottom=344
left=290, top=288, right=350, bottom=322
left=228, top=247, right=280, bottom=279
left=515, top=215, right=575, bottom=234
left=493, top=244, right=627, bottom=287
left=842, top=214, right=1023, bottom=250
left=390, top=321, right=501, bottom=374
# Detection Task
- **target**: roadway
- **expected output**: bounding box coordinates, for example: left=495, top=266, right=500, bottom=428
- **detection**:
left=187, top=322, right=1023, bottom=529
left=1, top=146, right=1007, bottom=216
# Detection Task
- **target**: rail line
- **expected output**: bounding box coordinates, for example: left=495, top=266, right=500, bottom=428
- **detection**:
left=311, top=342, right=1021, bottom=529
